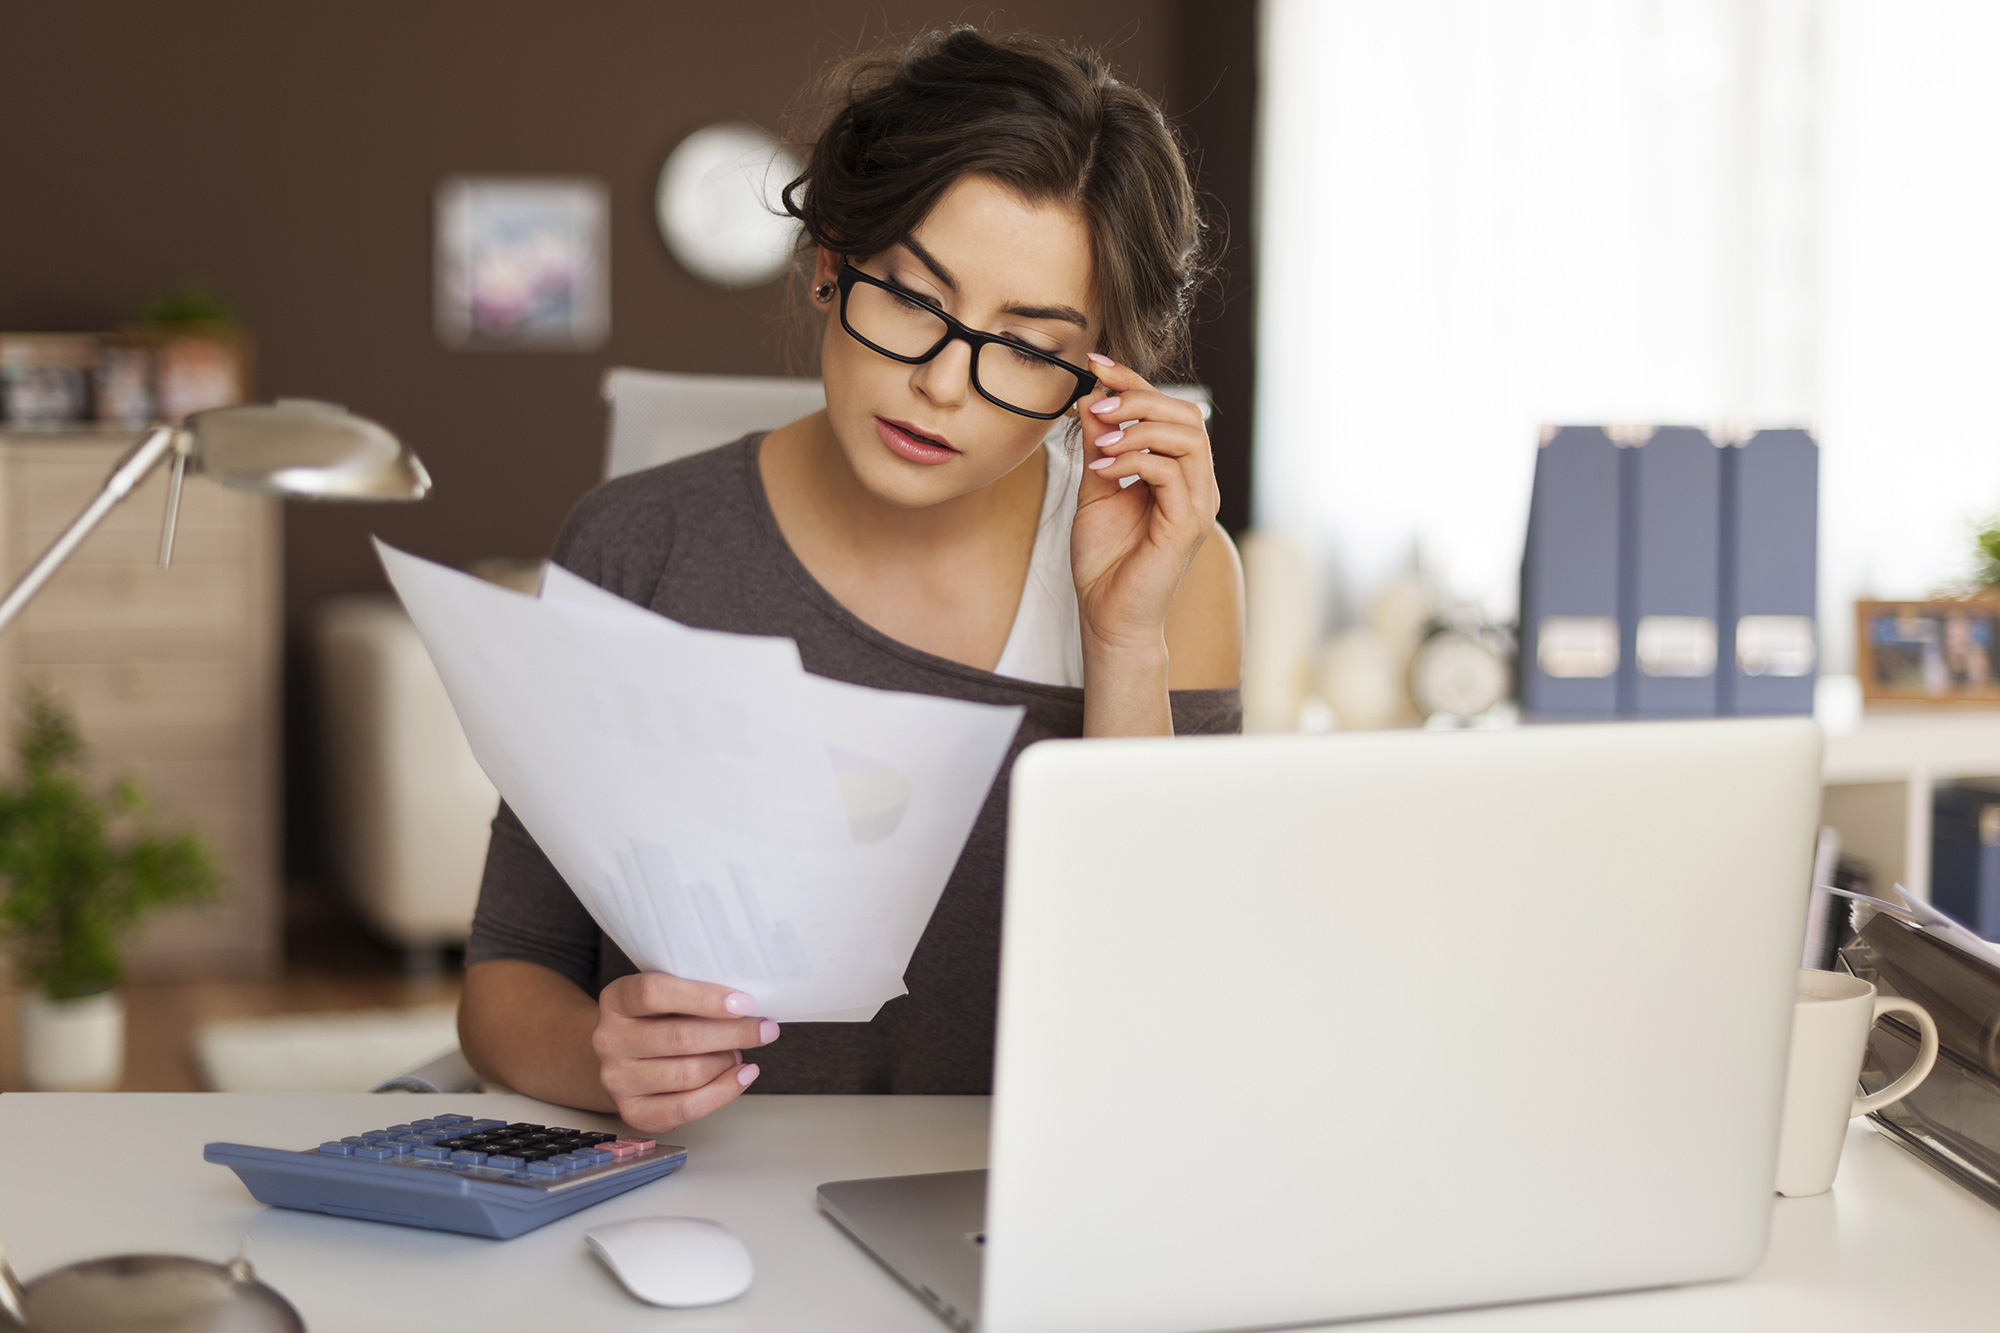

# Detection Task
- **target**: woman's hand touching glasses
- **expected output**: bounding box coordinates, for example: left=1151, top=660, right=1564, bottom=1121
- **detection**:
left=1069, top=353, right=1221, bottom=734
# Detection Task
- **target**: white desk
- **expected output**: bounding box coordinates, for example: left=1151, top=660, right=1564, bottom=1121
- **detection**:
left=2, top=1093, right=1996, bottom=1332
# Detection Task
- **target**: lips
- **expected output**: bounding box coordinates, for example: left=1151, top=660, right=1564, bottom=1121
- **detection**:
left=874, top=417, right=959, bottom=466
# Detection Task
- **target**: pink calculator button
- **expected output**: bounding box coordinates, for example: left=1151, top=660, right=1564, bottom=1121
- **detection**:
left=607, top=1141, right=641, bottom=1158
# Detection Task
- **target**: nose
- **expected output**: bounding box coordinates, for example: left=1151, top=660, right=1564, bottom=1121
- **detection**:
left=909, top=336, right=973, bottom=410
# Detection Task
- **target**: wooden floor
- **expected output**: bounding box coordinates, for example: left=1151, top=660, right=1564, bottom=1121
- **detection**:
left=0, top=886, right=463, bottom=1092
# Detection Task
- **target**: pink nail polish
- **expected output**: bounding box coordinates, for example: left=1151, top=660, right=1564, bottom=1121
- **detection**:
left=1098, top=429, right=1125, bottom=447
left=737, top=1063, right=761, bottom=1087
left=1087, top=352, right=1116, bottom=367
left=1088, top=457, right=1116, bottom=471
left=1090, top=396, right=1122, bottom=414
left=759, top=1019, right=781, bottom=1043
left=724, top=992, right=756, bottom=1016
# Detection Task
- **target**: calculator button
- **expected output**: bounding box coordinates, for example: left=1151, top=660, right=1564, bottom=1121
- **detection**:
left=414, top=1146, right=448, bottom=1160
left=582, top=1148, right=615, bottom=1165
left=385, top=1124, right=413, bottom=1134
left=449, top=1150, right=488, bottom=1166
left=507, top=1123, right=544, bottom=1132
left=318, top=1142, right=354, bottom=1156
left=525, top=1161, right=565, bottom=1178
left=486, top=1154, right=525, bottom=1168
left=353, top=1146, right=394, bottom=1161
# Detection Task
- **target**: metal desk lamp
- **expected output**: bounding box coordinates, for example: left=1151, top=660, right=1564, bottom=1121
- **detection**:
left=0, top=399, right=430, bottom=633
left=0, top=401, right=425, bottom=1324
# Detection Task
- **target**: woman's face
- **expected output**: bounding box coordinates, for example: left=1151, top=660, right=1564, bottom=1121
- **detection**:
left=813, top=173, right=1100, bottom=508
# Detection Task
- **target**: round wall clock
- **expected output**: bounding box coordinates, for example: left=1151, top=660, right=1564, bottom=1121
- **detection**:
left=655, top=123, right=802, bottom=289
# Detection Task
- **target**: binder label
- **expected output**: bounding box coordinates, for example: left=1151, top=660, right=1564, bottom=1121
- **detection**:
left=1537, top=616, right=1619, bottom=679
left=1637, top=616, right=1717, bottom=678
left=1736, top=615, right=1817, bottom=678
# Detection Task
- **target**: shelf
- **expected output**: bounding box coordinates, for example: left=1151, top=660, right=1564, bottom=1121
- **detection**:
left=1812, top=685, right=2000, bottom=904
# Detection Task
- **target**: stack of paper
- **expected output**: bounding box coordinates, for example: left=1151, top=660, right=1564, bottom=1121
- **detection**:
left=377, top=541, right=1024, bottom=1021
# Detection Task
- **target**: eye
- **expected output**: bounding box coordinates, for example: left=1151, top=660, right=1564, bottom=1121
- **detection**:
left=999, top=337, right=1056, bottom=367
left=885, top=280, right=942, bottom=312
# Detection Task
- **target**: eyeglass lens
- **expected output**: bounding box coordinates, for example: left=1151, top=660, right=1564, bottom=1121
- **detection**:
left=845, top=280, right=1081, bottom=417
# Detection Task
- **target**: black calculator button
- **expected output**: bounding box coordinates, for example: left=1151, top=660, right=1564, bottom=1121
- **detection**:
left=507, top=1123, right=545, bottom=1132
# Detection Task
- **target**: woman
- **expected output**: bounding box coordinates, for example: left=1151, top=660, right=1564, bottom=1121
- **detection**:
left=458, top=27, right=1244, bottom=1131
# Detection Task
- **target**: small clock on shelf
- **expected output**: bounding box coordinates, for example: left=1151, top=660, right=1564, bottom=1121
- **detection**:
left=1409, top=623, right=1514, bottom=722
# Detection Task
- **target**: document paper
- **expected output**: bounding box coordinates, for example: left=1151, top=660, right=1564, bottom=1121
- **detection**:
left=377, top=541, right=1024, bottom=1021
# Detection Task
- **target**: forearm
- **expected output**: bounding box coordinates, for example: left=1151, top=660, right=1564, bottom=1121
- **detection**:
left=459, top=959, right=615, bottom=1113
left=1082, top=636, right=1174, bottom=737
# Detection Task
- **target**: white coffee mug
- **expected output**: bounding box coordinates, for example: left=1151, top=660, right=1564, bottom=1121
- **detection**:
left=1774, top=968, right=1939, bottom=1197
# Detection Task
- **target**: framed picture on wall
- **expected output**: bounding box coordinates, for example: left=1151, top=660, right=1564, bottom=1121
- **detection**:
left=1857, top=600, right=2000, bottom=704
left=435, top=176, right=609, bottom=351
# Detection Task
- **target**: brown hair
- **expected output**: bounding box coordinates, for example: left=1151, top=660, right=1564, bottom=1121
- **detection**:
left=782, top=26, right=1208, bottom=379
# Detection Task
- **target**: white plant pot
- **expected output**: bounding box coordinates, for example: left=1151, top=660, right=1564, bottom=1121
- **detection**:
left=18, top=989, right=125, bottom=1091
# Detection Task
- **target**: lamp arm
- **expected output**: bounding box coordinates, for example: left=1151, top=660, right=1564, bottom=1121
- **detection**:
left=0, top=425, right=179, bottom=634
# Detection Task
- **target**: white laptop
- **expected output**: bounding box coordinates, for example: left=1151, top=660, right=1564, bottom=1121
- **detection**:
left=820, top=718, right=1823, bottom=1333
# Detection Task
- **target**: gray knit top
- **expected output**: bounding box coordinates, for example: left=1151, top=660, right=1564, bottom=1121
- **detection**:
left=464, top=434, right=1242, bottom=1093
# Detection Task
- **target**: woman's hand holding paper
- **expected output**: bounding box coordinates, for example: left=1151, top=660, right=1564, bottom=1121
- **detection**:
left=594, top=973, right=780, bottom=1132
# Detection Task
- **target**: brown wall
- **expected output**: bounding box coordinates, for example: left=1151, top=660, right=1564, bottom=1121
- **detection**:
left=1, top=0, right=1256, bottom=888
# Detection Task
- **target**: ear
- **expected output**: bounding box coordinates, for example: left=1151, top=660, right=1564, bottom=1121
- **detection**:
left=813, top=246, right=841, bottom=287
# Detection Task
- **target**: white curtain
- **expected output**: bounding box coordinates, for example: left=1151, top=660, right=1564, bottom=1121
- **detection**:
left=1256, top=0, right=2000, bottom=672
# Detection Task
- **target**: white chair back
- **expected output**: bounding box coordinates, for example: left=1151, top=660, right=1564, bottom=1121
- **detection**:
left=602, top=367, right=826, bottom=480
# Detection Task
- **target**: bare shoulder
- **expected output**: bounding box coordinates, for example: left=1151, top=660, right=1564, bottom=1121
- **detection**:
left=1165, top=526, right=1245, bottom=690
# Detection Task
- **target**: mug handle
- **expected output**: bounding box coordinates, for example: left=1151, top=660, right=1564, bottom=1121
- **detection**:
left=1851, top=996, right=1940, bottom=1116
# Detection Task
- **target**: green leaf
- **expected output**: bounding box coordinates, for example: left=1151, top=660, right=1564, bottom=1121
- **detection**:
left=0, top=686, right=218, bottom=997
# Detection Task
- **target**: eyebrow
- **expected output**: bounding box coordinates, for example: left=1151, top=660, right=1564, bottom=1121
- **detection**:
left=899, top=235, right=1091, bottom=331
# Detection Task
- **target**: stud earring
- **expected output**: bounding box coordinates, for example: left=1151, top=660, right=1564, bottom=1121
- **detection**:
left=813, top=280, right=836, bottom=303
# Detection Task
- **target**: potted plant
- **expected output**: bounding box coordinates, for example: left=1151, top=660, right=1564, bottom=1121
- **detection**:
left=0, top=687, right=216, bottom=1090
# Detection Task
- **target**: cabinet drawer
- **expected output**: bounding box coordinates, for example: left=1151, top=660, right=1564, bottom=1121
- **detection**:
left=21, top=456, right=255, bottom=534
left=22, top=561, right=249, bottom=634
left=38, top=659, right=248, bottom=733
left=9, top=526, right=249, bottom=571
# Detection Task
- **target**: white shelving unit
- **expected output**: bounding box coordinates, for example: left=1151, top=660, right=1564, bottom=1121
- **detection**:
left=1821, top=705, right=2000, bottom=900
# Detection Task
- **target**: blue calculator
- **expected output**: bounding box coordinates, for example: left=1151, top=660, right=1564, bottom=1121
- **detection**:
left=205, top=1113, right=688, bottom=1239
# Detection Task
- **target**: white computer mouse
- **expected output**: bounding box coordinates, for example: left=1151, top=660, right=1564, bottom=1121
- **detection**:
left=584, top=1216, right=754, bottom=1307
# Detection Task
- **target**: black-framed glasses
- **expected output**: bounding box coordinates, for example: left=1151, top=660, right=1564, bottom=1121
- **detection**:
left=836, top=262, right=1097, bottom=420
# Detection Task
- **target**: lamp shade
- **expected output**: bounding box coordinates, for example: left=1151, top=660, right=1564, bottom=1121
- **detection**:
left=187, top=400, right=430, bottom=500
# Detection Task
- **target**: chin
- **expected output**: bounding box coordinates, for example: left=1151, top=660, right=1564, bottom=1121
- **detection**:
left=847, top=445, right=972, bottom=509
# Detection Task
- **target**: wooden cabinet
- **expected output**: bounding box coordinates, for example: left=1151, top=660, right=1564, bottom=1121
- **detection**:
left=0, top=431, right=280, bottom=977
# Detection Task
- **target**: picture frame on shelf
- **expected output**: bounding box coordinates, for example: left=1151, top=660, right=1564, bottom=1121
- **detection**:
left=1857, top=599, right=2000, bottom=704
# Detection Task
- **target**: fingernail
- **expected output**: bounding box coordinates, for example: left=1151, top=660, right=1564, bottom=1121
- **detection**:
left=759, top=1019, right=781, bottom=1043
left=733, top=1049, right=744, bottom=1065
left=1088, top=457, right=1116, bottom=471
left=1087, top=352, right=1115, bottom=367
left=737, top=1063, right=761, bottom=1087
left=1097, top=429, right=1125, bottom=448
left=724, top=992, right=756, bottom=1016
left=1089, top=396, right=1122, bottom=414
